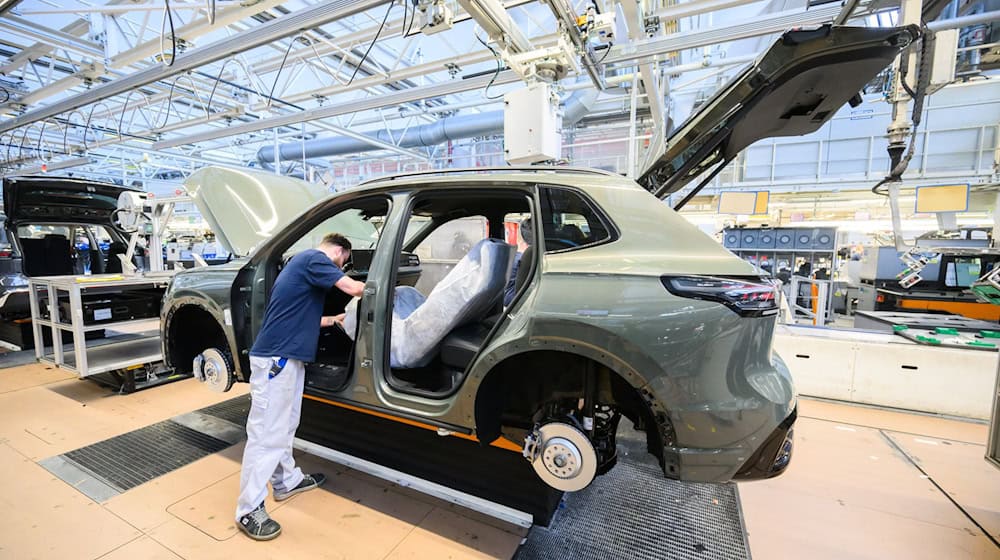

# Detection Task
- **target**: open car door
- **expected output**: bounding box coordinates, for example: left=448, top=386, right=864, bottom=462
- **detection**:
left=990, top=360, right=1000, bottom=471
left=636, top=24, right=920, bottom=208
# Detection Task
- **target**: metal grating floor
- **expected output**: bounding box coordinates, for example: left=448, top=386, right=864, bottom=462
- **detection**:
left=197, top=394, right=251, bottom=427
left=40, top=395, right=252, bottom=502
left=62, top=421, right=230, bottom=492
left=515, top=422, right=751, bottom=560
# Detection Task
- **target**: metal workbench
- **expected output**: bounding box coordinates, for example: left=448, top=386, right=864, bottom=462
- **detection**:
left=27, top=273, right=182, bottom=391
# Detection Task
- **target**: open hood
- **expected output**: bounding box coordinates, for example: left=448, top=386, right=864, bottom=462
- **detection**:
left=2, top=176, right=135, bottom=225
left=183, top=167, right=330, bottom=257
left=638, top=24, right=919, bottom=205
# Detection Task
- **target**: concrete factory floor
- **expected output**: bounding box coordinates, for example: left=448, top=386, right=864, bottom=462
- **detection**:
left=0, top=362, right=997, bottom=559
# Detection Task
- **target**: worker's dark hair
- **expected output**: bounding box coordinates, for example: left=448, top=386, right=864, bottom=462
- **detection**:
left=520, top=218, right=533, bottom=245
left=321, top=232, right=352, bottom=252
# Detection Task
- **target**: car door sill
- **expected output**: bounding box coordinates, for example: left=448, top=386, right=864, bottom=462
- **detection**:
left=293, top=436, right=533, bottom=528
left=301, top=389, right=474, bottom=435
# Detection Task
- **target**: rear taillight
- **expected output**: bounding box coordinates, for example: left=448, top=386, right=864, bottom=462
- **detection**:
left=662, top=276, right=779, bottom=317
left=0, top=244, right=11, bottom=258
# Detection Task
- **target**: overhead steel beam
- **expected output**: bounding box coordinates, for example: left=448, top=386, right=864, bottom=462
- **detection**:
left=0, top=16, right=104, bottom=58
left=239, top=0, right=534, bottom=79
left=0, top=0, right=133, bottom=76
left=654, top=0, right=759, bottom=22
left=926, top=10, right=1000, bottom=30
left=108, top=0, right=286, bottom=69
left=605, top=4, right=848, bottom=65
left=20, top=2, right=242, bottom=14
left=17, top=62, right=105, bottom=106
left=152, top=70, right=523, bottom=150
left=619, top=0, right=666, bottom=176
left=0, top=0, right=386, bottom=136
left=250, top=49, right=496, bottom=109
left=458, top=0, right=534, bottom=53
left=3, top=156, right=92, bottom=177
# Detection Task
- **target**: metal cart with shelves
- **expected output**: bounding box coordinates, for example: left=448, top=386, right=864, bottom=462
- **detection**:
left=27, top=273, right=186, bottom=392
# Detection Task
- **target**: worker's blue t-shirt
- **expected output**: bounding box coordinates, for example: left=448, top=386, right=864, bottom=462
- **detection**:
left=250, top=249, right=345, bottom=362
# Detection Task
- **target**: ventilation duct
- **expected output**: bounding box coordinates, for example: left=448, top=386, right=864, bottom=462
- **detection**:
left=256, top=88, right=599, bottom=165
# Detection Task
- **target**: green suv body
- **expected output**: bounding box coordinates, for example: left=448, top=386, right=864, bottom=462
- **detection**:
left=161, top=24, right=917, bottom=490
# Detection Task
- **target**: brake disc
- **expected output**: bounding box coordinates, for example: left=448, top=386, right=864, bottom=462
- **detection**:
left=196, top=347, right=234, bottom=393
left=528, top=422, right=598, bottom=492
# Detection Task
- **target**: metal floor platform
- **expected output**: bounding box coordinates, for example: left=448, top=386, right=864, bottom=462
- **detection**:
left=515, top=422, right=751, bottom=560
left=39, top=396, right=250, bottom=502
left=39, top=393, right=751, bottom=559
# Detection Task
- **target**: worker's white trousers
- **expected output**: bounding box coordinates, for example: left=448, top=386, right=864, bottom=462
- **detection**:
left=235, top=356, right=305, bottom=520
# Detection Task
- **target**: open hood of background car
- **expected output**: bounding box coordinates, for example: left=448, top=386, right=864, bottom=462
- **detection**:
left=2, top=176, right=135, bottom=225
left=183, top=166, right=330, bottom=257
left=638, top=24, right=919, bottom=206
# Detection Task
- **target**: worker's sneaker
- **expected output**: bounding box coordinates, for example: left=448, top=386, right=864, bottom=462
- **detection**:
left=273, top=473, right=327, bottom=501
left=237, top=503, right=281, bottom=541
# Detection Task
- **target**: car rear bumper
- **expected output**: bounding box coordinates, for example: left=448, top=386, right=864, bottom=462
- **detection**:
left=733, top=406, right=796, bottom=480
left=661, top=406, right=796, bottom=482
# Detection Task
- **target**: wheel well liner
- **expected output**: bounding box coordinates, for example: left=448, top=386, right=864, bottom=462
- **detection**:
left=165, top=304, right=229, bottom=374
left=474, top=350, right=667, bottom=467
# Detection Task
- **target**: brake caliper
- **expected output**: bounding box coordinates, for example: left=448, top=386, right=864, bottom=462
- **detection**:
left=523, top=425, right=542, bottom=463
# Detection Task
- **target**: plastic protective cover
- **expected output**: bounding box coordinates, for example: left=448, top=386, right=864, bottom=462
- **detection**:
left=342, top=238, right=514, bottom=368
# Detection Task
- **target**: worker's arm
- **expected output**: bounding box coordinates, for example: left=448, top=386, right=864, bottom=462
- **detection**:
left=335, top=276, right=365, bottom=298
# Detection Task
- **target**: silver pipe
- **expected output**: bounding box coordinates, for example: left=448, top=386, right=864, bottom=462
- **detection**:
left=256, top=89, right=599, bottom=163
left=927, top=10, right=1000, bottom=30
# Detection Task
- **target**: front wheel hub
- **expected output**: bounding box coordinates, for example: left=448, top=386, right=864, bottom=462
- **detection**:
left=195, top=347, right=234, bottom=393
left=526, top=423, right=597, bottom=492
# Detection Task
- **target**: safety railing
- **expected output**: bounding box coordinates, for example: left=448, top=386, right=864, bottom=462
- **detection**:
left=784, top=276, right=835, bottom=326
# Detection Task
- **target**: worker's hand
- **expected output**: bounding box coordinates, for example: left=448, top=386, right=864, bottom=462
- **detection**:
left=320, top=314, right=346, bottom=328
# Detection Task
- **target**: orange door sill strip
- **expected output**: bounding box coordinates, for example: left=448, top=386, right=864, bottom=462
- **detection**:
left=302, top=394, right=523, bottom=453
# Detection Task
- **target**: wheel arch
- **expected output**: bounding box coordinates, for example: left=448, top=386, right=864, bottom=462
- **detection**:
left=470, top=341, right=677, bottom=476
left=161, top=296, right=243, bottom=380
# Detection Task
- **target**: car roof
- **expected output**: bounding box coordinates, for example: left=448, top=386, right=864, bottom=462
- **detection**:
left=358, top=166, right=621, bottom=186
left=350, top=166, right=642, bottom=196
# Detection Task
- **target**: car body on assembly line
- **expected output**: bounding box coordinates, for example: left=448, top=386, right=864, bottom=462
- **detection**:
left=0, top=176, right=137, bottom=321
left=161, top=24, right=917, bottom=490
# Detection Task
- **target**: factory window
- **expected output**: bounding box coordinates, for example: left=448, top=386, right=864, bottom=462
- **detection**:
left=538, top=186, right=613, bottom=253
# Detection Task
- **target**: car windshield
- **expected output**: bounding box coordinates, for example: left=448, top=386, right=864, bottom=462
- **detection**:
left=284, top=208, right=382, bottom=258
left=18, top=225, right=72, bottom=239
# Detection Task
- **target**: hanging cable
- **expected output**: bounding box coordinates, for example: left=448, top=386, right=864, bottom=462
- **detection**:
left=873, top=26, right=934, bottom=197
left=401, top=0, right=410, bottom=38
left=474, top=29, right=504, bottom=100
left=403, top=0, right=417, bottom=37
left=160, top=0, right=177, bottom=67
left=346, top=1, right=394, bottom=86
left=266, top=34, right=308, bottom=109
left=594, top=43, right=612, bottom=65
left=157, top=78, right=178, bottom=128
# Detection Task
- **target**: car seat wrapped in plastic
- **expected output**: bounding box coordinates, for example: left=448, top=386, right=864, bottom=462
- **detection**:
left=342, top=238, right=515, bottom=368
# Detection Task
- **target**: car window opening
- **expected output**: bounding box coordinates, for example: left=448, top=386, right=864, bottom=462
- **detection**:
left=16, top=223, right=122, bottom=277
left=372, top=191, right=533, bottom=399
left=538, top=186, right=614, bottom=253
left=275, top=198, right=392, bottom=396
